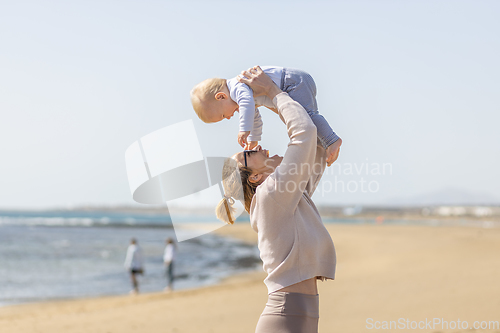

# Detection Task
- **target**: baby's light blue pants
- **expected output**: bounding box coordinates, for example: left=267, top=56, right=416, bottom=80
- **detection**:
left=280, top=68, right=340, bottom=149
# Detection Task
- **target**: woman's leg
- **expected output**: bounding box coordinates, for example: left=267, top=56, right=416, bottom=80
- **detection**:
left=255, top=292, right=319, bottom=333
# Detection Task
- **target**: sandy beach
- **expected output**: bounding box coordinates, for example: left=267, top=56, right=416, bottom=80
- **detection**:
left=1, top=223, right=499, bottom=333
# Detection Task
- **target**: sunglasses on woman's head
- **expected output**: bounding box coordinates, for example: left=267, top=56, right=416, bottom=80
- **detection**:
left=243, top=150, right=257, bottom=167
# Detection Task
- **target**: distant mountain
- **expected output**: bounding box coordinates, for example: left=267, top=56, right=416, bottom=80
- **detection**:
left=386, top=187, right=499, bottom=206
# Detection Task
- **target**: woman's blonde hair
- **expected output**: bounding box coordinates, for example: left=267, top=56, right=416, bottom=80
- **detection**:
left=190, top=78, right=227, bottom=123
left=215, top=157, right=261, bottom=224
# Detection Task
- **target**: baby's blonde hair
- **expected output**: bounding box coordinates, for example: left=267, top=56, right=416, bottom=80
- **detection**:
left=190, top=78, right=227, bottom=123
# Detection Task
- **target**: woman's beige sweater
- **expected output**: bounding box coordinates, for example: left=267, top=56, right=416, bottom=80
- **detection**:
left=250, top=92, right=336, bottom=294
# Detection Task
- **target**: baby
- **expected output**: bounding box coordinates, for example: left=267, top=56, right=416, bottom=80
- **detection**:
left=191, top=66, right=342, bottom=166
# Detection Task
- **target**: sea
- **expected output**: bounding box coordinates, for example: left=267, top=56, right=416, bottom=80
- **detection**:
left=1, top=209, right=497, bottom=307
left=0, top=210, right=261, bottom=306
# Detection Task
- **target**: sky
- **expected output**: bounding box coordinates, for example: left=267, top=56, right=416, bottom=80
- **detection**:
left=1, top=0, right=499, bottom=209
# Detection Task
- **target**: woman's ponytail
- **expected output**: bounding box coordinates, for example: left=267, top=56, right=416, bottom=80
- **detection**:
left=215, top=157, right=261, bottom=224
left=215, top=158, right=244, bottom=225
left=216, top=196, right=236, bottom=225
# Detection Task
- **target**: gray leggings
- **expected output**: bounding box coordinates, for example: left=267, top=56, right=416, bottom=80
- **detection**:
left=255, top=292, right=319, bottom=333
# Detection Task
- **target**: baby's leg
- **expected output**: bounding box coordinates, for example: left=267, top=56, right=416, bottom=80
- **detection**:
left=283, top=68, right=342, bottom=165
left=308, top=112, right=340, bottom=149
left=308, top=111, right=342, bottom=166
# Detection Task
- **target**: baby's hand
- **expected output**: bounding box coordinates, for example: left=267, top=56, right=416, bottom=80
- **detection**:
left=237, top=131, right=250, bottom=148
left=245, top=141, right=258, bottom=150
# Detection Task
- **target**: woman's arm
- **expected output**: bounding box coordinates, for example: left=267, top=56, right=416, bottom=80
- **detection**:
left=304, top=139, right=327, bottom=197
left=239, top=67, right=317, bottom=209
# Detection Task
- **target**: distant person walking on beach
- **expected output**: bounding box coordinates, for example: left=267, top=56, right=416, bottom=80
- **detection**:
left=163, top=237, right=177, bottom=291
left=124, top=238, right=144, bottom=294
left=216, top=67, right=336, bottom=333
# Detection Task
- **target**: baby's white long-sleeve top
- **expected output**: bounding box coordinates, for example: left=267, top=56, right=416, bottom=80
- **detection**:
left=226, top=66, right=283, bottom=142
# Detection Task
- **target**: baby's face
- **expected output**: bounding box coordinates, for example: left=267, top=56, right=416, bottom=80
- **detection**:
left=205, top=99, right=239, bottom=123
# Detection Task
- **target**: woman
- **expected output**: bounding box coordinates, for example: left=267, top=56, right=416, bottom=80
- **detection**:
left=216, top=67, right=336, bottom=332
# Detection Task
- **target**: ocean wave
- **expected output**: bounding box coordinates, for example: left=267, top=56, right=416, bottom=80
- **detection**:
left=0, top=215, right=171, bottom=228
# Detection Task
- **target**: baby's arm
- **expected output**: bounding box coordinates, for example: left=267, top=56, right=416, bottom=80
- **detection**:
left=246, top=108, right=262, bottom=149
left=234, top=83, right=259, bottom=147
left=237, top=108, right=262, bottom=149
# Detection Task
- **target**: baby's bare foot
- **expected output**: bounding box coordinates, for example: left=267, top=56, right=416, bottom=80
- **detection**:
left=326, top=138, right=342, bottom=166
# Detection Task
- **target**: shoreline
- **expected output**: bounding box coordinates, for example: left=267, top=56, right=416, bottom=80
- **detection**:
left=1, top=223, right=499, bottom=332
left=0, top=222, right=261, bottom=308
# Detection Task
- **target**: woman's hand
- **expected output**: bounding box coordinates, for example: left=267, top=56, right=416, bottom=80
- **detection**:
left=237, top=66, right=282, bottom=99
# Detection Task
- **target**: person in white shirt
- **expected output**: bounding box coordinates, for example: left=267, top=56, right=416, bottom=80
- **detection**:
left=163, top=238, right=177, bottom=292
left=124, top=238, right=144, bottom=294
